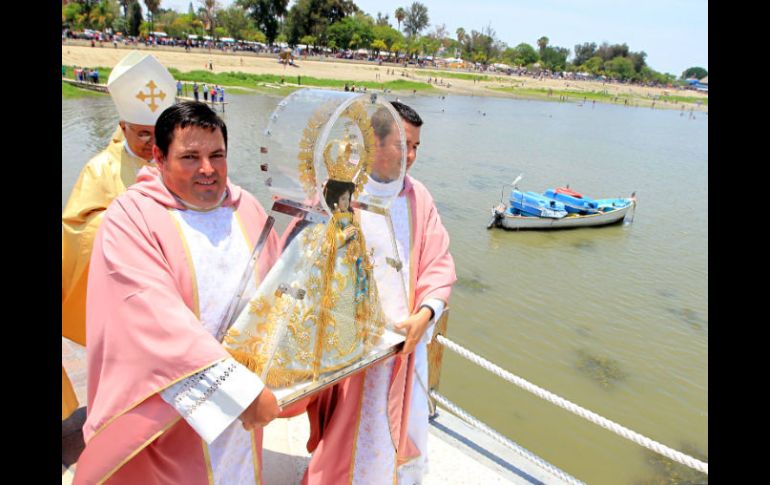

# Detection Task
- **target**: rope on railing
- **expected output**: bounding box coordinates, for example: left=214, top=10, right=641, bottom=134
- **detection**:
left=434, top=334, right=708, bottom=475
left=430, top=391, right=586, bottom=485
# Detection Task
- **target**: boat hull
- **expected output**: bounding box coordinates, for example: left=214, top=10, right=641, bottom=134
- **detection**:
left=494, top=199, right=635, bottom=230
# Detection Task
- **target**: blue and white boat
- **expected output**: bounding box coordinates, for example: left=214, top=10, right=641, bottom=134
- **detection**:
left=510, top=190, right=568, bottom=218
left=488, top=176, right=636, bottom=230
left=542, top=188, right=599, bottom=214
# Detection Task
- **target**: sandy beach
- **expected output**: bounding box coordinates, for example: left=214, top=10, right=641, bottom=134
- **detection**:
left=62, top=43, right=708, bottom=110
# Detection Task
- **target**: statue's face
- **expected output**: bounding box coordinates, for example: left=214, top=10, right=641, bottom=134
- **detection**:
left=337, top=191, right=351, bottom=212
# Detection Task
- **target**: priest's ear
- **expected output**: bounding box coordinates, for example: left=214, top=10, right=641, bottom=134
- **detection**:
left=153, top=144, right=166, bottom=166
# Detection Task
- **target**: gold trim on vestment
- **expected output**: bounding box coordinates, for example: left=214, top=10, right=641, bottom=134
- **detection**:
left=201, top=440, right=214, bottom=485
left=234, top=210, right=262, bottom=292
left=87, top=358, right=227, bottom=443
left=250, top=429, right=261, bottom=485
left=348, top=371, right=367, bottom=485
left=96, top=416, right=182, bottom=485
left=407, top=195, right=415, bottom=311
left=167, top=209, right=200, bottom=318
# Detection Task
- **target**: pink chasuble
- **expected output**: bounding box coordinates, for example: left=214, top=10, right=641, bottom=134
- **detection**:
left=74, top=167, right=279, bottom=485
left=303, top=175, right=456, bottom=485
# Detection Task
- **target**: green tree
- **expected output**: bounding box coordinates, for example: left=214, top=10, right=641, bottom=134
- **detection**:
left=197, top=0, right=219, bottom=37
left=284, top=0, right=357, bottom=46
left=627, top=50, right=647, bottom=72
left=394, top=7, right=405, bottom=32
left=605, top=56, right=635, bottom=80
left=237, top=0, right=289, bottom=45
left=217, top=5, right=252, bottom=39
left=537, top=35, right=549, bottom=55
left=583, top=56, right=603, bottom=75
left=540, top=45, right=568, bottom=71
left=459, top=27, right=500, bottom=65
left=510, top=42, right=538, bottom=66
left=63, top=2, right=84, bottom=29
left=188, top=1, right=195, bottom=16
left=242, top=28, right=266, bottom=42
left=375, top=12, right=389, bottom=26
left=143, top=0, right=160, bottom=32
left=326, top=13, right=373, bottom=51
left=573, top=42, right=596, bottom=66
left=300, top=34, right=317, bottom=48
left=165, top=13, right=192, bottom=37
left=681, top=66, right=707, bottom=80
left=373, top=23, right=403, bottom=52
left=455, top=27, right=465, bottom=44
left=371, top=38, right=387, bottom=55
left=112, top=16, right=128, bottom=34
left=128, top=0, right=143, bottom=36
left=596, top=42, right=629, bottom=62
left=403, top=2, right=428, bottom=38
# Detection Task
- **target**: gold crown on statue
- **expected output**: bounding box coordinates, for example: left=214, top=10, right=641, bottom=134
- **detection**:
left=297, top=100, right=375, bottom=197
left=323, top=136, right=361, bottom=183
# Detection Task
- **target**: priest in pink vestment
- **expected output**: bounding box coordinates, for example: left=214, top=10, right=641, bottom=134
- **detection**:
left=303, top=101, right=457, bottom=485
left=74, top=102, right=282, bottom=485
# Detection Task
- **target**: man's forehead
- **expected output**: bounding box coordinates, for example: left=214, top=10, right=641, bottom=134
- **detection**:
left=171, top=126, right=224, bottom=146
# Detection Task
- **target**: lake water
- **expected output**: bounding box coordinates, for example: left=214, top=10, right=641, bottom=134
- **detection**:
left=62, top=91, right=708, bottom=484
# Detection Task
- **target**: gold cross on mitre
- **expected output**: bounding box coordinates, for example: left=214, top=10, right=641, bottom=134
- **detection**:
left=135, top=80, right=167, bottom=112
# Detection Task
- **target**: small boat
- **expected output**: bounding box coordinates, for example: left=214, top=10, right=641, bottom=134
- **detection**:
left=542, top=188, right=599, bottom=214
left=510, top=190, right=568, bottom=218
left=487, top=177, right=636, bottom=230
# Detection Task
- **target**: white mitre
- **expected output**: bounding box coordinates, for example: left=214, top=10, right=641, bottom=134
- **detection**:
left=107, top=51, right=176, bottom=125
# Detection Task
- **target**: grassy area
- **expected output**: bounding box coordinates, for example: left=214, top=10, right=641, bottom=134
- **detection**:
left=168, top=68, right=433, bottom=92
left=491, top=85, right=708, bottom=107
left=491, top=86, right=620, bottom=101
left=62, top=81, right=108, bottom=99
left=62, top=64, right=433, bottom=99
left=416, top=69, right=489, bottom=82
left=658, top=94, right=708, bottom=106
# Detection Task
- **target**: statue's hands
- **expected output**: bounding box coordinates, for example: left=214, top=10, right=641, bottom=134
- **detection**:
left=394, top=306, right=433, bottom=354
left=342, top=225, right=357, bottom=241
left=240, top=387, right=281, bottom=430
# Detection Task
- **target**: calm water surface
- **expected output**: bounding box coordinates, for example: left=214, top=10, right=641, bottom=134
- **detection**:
left=62, top=92, right=708, bottom=484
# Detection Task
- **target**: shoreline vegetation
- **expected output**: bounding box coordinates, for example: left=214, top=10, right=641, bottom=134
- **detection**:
left=61, top=45, right=707, bottom=112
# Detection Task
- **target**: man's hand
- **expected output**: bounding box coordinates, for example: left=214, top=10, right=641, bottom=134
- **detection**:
left=240, top=387, right=281, bottom=431
left=394, top=306, right=433, bottom=354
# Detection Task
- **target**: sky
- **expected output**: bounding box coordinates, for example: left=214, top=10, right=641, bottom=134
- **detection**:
left=159, top=0, right=708, bottom=76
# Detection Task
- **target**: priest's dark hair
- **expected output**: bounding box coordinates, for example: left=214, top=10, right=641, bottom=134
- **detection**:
left=390, top=101, right=423, bottom=127
left=371, top=101, right=423, bottom=144
left=323, top=179, right=356, bottom=213
left=154, top=101, right=228, bottom=157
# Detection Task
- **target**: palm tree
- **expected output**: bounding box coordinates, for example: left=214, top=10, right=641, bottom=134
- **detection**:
left=395, top=7, right=405, bottom=32
left=537, top=36, right=549, bottom=55
left=144, top=0, right=160, bottom=32
left=198, top=0, right=218, bottom=38
left=456, top=27, right=465, bottom=44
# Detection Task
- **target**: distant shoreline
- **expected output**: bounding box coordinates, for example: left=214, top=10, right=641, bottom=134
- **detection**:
left=61, top=43, right=708, bottom=111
